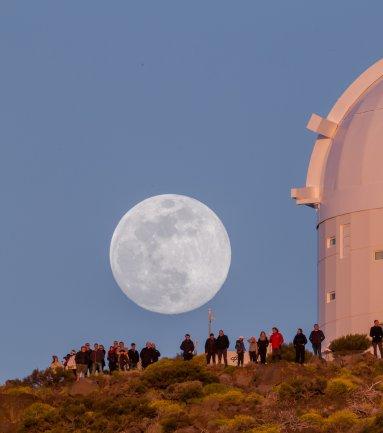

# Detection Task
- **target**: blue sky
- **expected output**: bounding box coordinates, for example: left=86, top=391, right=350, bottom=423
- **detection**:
left=1, top=1, right=382, bottom=381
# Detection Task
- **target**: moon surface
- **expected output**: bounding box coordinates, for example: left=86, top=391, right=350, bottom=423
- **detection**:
left=110, top=194, right=231, bottom=314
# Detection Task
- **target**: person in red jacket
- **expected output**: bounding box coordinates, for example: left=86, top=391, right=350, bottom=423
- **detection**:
left=269, top=327, right=284, bottom=361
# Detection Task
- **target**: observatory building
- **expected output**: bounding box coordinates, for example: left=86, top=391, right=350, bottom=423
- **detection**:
left=292, top=59, right=383, bottom=344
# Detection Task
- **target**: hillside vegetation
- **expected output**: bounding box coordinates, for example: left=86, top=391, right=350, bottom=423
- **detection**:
left=2, top=353, right=383, bottom=433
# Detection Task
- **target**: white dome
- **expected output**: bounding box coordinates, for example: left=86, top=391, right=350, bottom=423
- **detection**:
left=292, top=59, right=383, bottom=223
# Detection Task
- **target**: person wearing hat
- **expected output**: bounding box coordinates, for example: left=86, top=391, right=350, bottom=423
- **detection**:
left=180, top=334, right=195, bottom=361
left=235, top=336, right=246, bottom=367
left=65, top=349, right=77, bottom=378
left=205, top=333, right=217, bottom=365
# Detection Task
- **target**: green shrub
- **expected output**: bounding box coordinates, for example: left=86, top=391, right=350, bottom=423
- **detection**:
left=360, top=411, right=383, bottom=433
left=21, top=402, right=57, bottom=430
left=142, top=359, right=218, bottom=389
left=300, top=411, right=324, bottom=429
left=249, top=425, right=281, bottom=433
left=277, top=376, right=326, bottom=400
left=205, top=388, right=245, bottom=405
left=167, top=380, right=203, bottom=401
left=222, top=414, right=256, bottom=430
left=160, top=412, right=190, bottom=433
left=329, top=334, right=371, bottom=354
left=324, top=409, right=359, bottom=432
left=149, top=399, right=184, bottom=416
left=326, top=377, right=357, bottom=396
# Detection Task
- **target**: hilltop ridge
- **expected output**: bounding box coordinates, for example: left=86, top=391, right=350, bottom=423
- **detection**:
left=1, top=354, right=383, bottom=433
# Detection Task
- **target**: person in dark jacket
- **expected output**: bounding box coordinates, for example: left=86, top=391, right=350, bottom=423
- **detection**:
left=216, top=329, right=230, bottom=367
left=118, top=349, right=129, bottom=371
left=75, top=346, right=89, bottom=380
left=128, top=343, right=140, bottom=369
left=257, top=331, right=269, bottom=364
left=151, top=343, right=161, bottom=363
left=293, top=328, right=308, bottom=364
left=205, top=333, right=217, bottom=365
left=235, top=337, right=246, bottom=367
left=99, top=344, right=106, bottom=371
left=140, top=342, right=153, bottom=369
left=309, top=324, right=325, bottom=358
left=370, top=320, right=383, bottom=358
left=90, top=343, right=104, bottom=374
left=85, top=342, right=93, bottom=376
left=180, top=334, right=195, bottom=361
left=107, top=346, right=117, bottom=372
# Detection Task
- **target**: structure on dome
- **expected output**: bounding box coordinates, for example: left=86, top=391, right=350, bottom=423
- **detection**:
left=292, top=58, right=383, bottom=345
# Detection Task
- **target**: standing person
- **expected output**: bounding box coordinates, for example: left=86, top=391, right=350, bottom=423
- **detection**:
left=216, top=329, right=230, bottom=367
left=90, top=343, right=104, bottom=375
left=370, top=320, right=383, bottom=358
left=85, top=343, right=93, bottom=376
left=247, top=336, right=258, bottom=363
left=128, top=343, right=140, bottom=369
left=205, top=333, right=217, bottom=365
left=235, top=337, right=246, bottom=367
left=107, top=346, right=117, bottom=372
left=293, top=328, right=308, bottom=364
left=257, top=331, right=269, bottom=364
left=140, top=342, right=153, bottom=369
left=65, top=350, right=77, bottom=378
left=99, top=345, right=106, bottom=372
left=75, top=346, right=89, bottom=381
left=180, top=334, right=195, bottom=361
left=270, top=327, right=284, bottom=361
left=50, top=355, right=63, bottom=372
left=151, top=343, right=161, bottom=363
left=118, top=349, right=129, bottom=371
left=309, top=324, right=325, bottom=359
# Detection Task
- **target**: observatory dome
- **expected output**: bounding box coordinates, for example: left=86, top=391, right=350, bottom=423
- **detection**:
left=292, top=59, right=383, bottom=224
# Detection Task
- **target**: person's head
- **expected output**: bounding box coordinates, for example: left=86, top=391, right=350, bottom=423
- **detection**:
left=119, top=341, right=124, bottom=347
left=185, top=334, right=190, bottom=340
left=85, top=343, right=90, bottom=350
left=113, top=340, right=118, bottom=347
left=146, top=341, right=151, bottom=348
left=109, top=346, right=113, bottom=351
left=94, top=343, right=99, bottom=350
left=314, top=324, right=319, bottom=331
left=52, top=355, right=58, bottom=362
left=374, top=320, right=380, bottom=326
left=272, top=327, right=278, bottom=334
left=239, top=336, right=244, bottom=341
left=219, top=330, right=224, bottom=336
left=209, top=333, right=214, bottom=339
left=131, top=343, right=136, bottom=349
left=152, top=343, right=156, bottom=349
left=81, top=346, right=87, bottom=352
left=250, top=336, right=255, bottom=341
left=297, top=328, right=303, bottom=334
left=71, top=349, right=76, bottom=355
left=259, top=331, right=266, bottom=339
left=99, top=345, right=104, bottom=350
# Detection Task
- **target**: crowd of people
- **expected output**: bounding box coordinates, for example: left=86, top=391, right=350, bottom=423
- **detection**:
left=50, top=320, right=383, bottom=379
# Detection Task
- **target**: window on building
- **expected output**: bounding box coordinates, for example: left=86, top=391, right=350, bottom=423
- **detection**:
left=375, top=251, right=383, bottom=260
left=326, top=291, right=336, bottom=303
left=327, top=236, right=336, bottom=248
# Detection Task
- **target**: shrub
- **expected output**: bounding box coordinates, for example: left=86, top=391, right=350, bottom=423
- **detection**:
left=160, top=412, right=191, bottom=433
left=21, top=402, right=56, bottom=430
left=329, top=334, right=371, bottom=354
left=324, top=409, right=359, bottom=432
left=326, top=377, right=357, bottom=396
left=221, top=415, right=256, bottom=430
left=167, top=380, right=203, bottom=402
left=360, top=411, right=383, bottom=433
left=203, top=382, right=231, bottom=395
left=300, top=411, right=324, bottom=429
left=142, top=359, right=218, bottom=389
left=249, top=425, right=281, bottom=433
left=149, top=399, right=184, bottom=417
left=267, top=343, right=313, bottom=363
left=21, top=368, right=75, bottom=388
left=205, top=388, right=245, bottom=405
left=277, top=376, right=327, bottom=400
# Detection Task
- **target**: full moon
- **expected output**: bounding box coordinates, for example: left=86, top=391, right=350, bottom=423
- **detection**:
left=110, top=194, right=231, bottom=314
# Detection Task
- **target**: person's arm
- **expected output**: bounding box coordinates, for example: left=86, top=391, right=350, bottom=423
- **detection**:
left=320, top=331, right=325, bottom=342
left=293, top=336, right=297, bottom=346
left=309, top=332, right=313, bottom=343
left=280, top=334, right=284, bottom=346
left=304, top=336, right=308, bottom=345
left=370, top=327, right=374, bottom=338
left=226, top=336, right=230, bottom=349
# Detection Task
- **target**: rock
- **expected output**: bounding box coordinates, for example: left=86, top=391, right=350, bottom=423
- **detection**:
left=69, top=379, right=99, bottom=396
left=233, top=370, right=254, bottom=388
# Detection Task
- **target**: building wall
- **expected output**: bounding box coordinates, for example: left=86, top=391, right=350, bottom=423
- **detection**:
left=318, top=208, right=383, bottom=345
